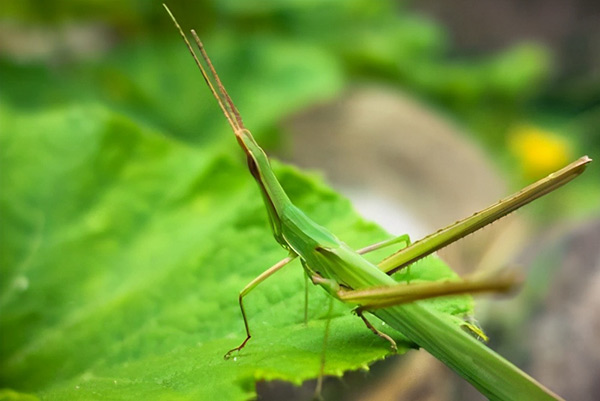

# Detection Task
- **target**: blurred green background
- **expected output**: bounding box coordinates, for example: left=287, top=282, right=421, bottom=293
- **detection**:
left=2, top=0, right=598, bottom=204
left=1, top=0, right=599, bottom=400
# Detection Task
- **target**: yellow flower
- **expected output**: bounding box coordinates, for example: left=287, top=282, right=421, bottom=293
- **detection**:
left=509, top=125, right=572, bottom=179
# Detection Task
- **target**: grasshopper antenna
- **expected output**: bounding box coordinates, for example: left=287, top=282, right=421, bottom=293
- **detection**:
left=163, top=4, right=244, bottom=135
left=190, top=30, right=245, bottom=131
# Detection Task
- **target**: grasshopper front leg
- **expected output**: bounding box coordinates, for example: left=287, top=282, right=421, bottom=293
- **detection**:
left=224, top=255, right=297, bottom=359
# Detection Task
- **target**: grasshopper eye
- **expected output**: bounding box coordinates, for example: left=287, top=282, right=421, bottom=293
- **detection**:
left=247, top=156, right=260, bottom=180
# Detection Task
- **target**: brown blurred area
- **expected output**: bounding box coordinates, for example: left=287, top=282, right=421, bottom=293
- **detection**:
left=414, top=0, right=600, bottom=87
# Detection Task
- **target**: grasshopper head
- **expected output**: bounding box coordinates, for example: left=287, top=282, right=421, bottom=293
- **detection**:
left=235, top=128, right=292, bottom=250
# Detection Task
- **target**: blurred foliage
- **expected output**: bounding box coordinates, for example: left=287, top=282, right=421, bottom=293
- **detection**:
left=0, top=0, right=556, bottom=145
left=2, top=0, right=597, bottom=208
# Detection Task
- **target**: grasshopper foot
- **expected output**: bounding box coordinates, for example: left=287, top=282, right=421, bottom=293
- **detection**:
left=224, top=335, right=251, bottom=360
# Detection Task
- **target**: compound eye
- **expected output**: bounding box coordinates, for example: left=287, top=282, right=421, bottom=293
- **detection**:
left=247, top=156, right=260, bottom=180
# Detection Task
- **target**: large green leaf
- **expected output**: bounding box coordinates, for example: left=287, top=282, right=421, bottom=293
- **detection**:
left=0, top=104, right=472, bottom=400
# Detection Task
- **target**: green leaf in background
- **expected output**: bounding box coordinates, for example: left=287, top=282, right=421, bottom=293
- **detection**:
left=0, top=36, right=344, bottom=145
left=0, top=0, right=555, bottom=150
left=0, top=104, right=473, bottom=400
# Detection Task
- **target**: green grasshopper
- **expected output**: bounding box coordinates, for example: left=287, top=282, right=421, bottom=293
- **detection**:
left=165, top=6, right=591, bottom=400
